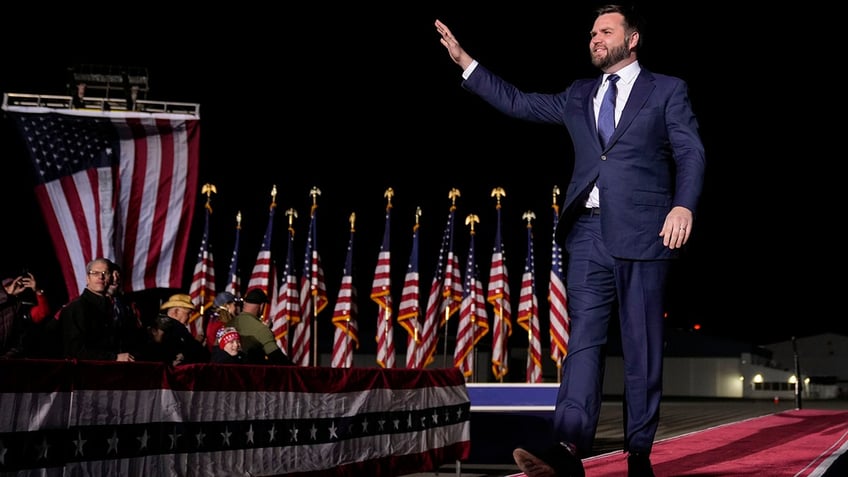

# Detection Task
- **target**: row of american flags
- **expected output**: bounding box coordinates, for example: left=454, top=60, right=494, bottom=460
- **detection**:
left=6, top=107, right=572, bottom=382
left=188, top=183, right=573, bottom=382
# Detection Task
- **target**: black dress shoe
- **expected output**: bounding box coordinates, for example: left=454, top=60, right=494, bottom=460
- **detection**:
left=627, top=452, right=655, bottom=477
left=513, top=443, right=585, bottom=477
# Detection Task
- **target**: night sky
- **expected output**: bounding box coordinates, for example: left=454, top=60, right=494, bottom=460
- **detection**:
left=1, top=2, right=836, bottom=352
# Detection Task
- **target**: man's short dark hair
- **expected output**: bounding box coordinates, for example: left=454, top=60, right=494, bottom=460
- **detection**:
left=596, top=4, right=645, bottom=49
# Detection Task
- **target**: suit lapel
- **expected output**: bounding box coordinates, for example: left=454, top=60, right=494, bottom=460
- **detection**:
left=585, top=77, right=604, bottom=147
left=607, top=69, right=654, bottom=147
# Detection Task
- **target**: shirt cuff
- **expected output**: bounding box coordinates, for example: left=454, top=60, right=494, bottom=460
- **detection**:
left=462, top=60, right=479, bottom=80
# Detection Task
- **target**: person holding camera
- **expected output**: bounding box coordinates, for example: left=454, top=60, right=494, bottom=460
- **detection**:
left=1, top=270, right=53, bottom=358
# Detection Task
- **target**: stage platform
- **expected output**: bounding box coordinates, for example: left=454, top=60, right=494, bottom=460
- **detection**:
left=465, top=383, right=559, bottom=466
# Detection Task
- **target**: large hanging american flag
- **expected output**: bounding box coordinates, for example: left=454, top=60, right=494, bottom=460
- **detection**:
left=292, top=193, right=328, bottom=367
left=549, top=188, right=571, bottom=370
left=224, top=212, right=243, bottom=300
left=331, top=217, right=359, bottom=368
left=246, top=188, right=277, bottom=322
left=397, top=209, right=422, bottom=369
left=188, top=187, right=216, bottom=339
left=6, top=109, right=199, bottom=300
left=421, top=193, right=462, bottom=369
left=453, top=217, right=488, bottom=379
left=271, top=211, right=300, bottom=356
left=372, top=197, right=395, bottom=369
left=488, top=190, right=512, bottom=381
left=517, top=213, right=542, bottom=383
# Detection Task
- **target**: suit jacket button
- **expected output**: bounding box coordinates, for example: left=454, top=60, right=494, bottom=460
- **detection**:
left=601, top=154, right=608, bottom=160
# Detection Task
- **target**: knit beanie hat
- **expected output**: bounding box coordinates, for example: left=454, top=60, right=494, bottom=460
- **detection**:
left=217, top=327, right=240, bottom=349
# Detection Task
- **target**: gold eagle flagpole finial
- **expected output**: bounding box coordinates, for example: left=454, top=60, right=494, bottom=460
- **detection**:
left=465, top=213, right=480, bottom=234
left=523, top=210, right=536, bottom=228
left=309, top=186, right=322, bottom=215
left=552, top=185, right=560, bottom=215
left=448, top=188, right=461, bottom=211
left=286, top=208, right=298, bottom=234
left=269, top=185, right=278, bottom=210
left=201, top=183, right=217, bottom=213
left=491, top=186, right=506, bottom=209
left=384, top=187, right=394, bottom=209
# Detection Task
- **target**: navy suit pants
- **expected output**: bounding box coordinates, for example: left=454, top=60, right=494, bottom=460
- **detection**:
left=554, top=214, right=670, bottom=454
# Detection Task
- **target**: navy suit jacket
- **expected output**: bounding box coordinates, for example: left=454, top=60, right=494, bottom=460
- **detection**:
left=463, top=64, right=705, bottom=260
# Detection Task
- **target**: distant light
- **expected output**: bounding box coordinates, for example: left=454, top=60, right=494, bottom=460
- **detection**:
left=788, top=375, right=797, bottom=384
left=738, top=375, right=745, bottom=381
left=693, top=323, right=701, bottom=331
left=753, top=374, right=764, bottom=383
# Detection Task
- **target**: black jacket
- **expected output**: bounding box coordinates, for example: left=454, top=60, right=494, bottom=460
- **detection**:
left=61, top=288, right=120, bottom=360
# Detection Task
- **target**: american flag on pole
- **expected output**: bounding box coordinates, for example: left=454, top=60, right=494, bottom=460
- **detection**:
left=6, top=109, right=199, bottom=300
left=372, top=196, right=395, bottom=369
left=246, top=187, right=277, bottom=323
left=224, top=212, right=243, bottom=300
left=488, top=190, right=512, bottom=381
left=397, top=209, right=422, bottom=369
left=331, top=216, right=359, bottom=368
left=270, top=211, right=300, bottom=356
left=292, top=191, right=328, bottom=367
left=421, top=192, right=462, bottom=369
left=266, top=258, right=282, bottom=345
left=517, top=212, right=542, bottom=383
left=549, top=187, right=571, bottom=370
left=453, top=217, right=488, bottom=379
left=188, top=187, right=216, bottom=339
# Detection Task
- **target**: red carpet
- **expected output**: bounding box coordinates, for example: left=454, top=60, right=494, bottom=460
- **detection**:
left=510, top=409, right=848, bottom=476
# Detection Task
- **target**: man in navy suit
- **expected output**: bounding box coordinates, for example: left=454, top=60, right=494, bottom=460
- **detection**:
left=436, top=5, right=705, bottom=477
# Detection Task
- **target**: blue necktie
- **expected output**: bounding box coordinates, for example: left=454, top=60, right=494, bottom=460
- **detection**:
left=597, top=74, right=620, bottom=148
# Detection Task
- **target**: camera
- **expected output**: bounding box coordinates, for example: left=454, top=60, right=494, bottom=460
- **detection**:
left=18, top=288, right=38, bottom=306
left=17, top=268, right=38, bottom=306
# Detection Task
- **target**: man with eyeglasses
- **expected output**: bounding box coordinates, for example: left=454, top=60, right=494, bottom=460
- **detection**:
left=61, top=257, right=135, bottom=362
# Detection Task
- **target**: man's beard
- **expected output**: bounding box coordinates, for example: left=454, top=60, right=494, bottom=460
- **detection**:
left=591, top=38, right=630, bottom=70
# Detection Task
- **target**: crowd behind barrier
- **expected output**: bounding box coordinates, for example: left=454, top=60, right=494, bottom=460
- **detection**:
left=0, top=359, right=471, bottom=476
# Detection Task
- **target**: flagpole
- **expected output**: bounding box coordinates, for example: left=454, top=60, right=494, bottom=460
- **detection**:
left=521, top=210, right=537, bottom=383
left=283, top=208, right=298, bottom=359
left=413, top=320, right=420, bottom=368
left=309, top=187, right=322, bottom=368
left=470, top=318, right=477, bottom=382
left=443, top=306, right=450, bottom=368
left=442, top=189, right=461, bottom=368
left=200, top=183, right=216, bottom=317
left=490, top=187, right=508, bottom=383
left=312, top=294, right=319, bottom=366
left=464, top=213, right=480, bottom=379
left=498, top=307, right=505, bottom=383
left=383, top=308, right=389, bottom=366
left=524, top=282, right=531, bottom=383
left=551, top=185, right=564, bottom=385
left=345, top=318, right=351, bottom=367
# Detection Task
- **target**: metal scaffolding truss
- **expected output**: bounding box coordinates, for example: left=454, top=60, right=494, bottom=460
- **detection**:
left=2, top=92, right=200, bottom=117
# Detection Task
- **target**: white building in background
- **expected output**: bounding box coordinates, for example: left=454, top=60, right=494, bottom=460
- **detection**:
left=594, top=330, right=793, bottom=400
left=591, top=330, right=844, bottom=400
left=338, top=330, right=845, bottom=401
left=762, top=333, right=848, bottom=399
